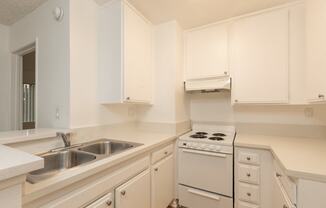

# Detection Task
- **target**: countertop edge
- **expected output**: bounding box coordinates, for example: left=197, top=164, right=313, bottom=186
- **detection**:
left=235, top=138, right=326, bottom=183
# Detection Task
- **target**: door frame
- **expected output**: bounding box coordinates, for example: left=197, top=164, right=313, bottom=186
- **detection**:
left=11, top=39, right=38, bottom=130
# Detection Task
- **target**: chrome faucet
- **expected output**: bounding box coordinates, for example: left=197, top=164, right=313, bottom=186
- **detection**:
left=57, top=132, right=71, bottom=147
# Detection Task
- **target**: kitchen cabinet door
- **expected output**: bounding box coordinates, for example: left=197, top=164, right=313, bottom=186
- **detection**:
left=231, top=9, right=289, bottom=104
left=305, top=0, right=326, bottom=103
left=85, top=192, right=114, bottom=208
left=98, top=0, right=152, bottom=104
left=272, top=173, right=295, bottom=208
left=123, top=2, right=152, bottom=103
left=115, top=170, right=150, bottom=208
left=185, top=23, right=229, bottom=80
left=152, top=155, right=174, bottom=208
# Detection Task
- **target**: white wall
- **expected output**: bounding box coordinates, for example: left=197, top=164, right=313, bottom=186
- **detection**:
left=10, top=0, right=70, bottom=129
left=190, top=92, right=326, bottom=126
left=0, top=24, right=11, bottom=131
left=137, top=21, right=190, bottom=124
left=69, top=0, right=135, bottom=129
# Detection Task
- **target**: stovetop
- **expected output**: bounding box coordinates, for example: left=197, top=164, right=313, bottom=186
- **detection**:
left=180, top=124, right=236, bottom=146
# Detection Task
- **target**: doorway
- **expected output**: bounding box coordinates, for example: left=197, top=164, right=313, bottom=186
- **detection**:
left=22, top=51, right=36, bottom=129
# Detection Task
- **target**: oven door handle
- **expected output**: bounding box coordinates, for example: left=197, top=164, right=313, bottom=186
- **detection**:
left=187, top=188, right=221, bottom=201
left=182, top=149, right=227, bottom=158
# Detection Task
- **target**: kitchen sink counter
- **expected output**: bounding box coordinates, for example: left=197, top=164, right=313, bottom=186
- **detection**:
left=23, top=129, right=189, bottom=204
left=0, top=145, right=43, bottom=182
left=235, top=133, right=326, bottom=182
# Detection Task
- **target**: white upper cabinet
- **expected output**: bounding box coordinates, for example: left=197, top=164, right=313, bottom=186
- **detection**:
left=98, top=0, right=152, bottom=104
left=305, top=0, right=326, bottom=103
left=185, top=23, right=229, bottom=80
left=230, top=9, right=289, bottom=104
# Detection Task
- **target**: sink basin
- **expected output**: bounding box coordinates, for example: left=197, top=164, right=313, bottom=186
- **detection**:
left=27, top=150, right=96, bottom=183
left=27, top=139, right=143, bottom=184
left=78, top=140, right=136, bottom=155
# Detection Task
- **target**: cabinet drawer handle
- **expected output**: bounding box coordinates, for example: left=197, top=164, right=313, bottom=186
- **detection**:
left=154, top=168, right=158, bottom=171
left=246, top=157, right=251, bottom=161
left=188, top=189, right=220, bottom=201
left=121, top=190, right=126, bottom=196
left=283, top=205, right=288, bottom=208
left=126, top=97, right=130, bottom=100
left=318, top=94, right=325, bottom=99
left=276, top=172, right=282, bottom=177
left=106, top=200, right=112, bottom=206
left=164, top=151, right=168, bottom=155
left=246, top=192, right=251, bottom=197
left=246, top=173, right=251, bottom=177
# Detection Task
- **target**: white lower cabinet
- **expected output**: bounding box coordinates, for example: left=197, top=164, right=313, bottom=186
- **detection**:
left=178, top=185, right=233, bottom=208
left=238, top=183, right=260, bottom=204
left=85, top=192, right=114, bottom=208
left=152, top=155, right=174, bottom=208
left=235, top=147, right=273, bottom=208
left=115, top=169, right=151, bottom=208
left=272, top=173, right=295, bottom=208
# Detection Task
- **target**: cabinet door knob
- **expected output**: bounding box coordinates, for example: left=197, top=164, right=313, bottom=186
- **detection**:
left=318, top=94, right=325, bottom=99
left=164, top=151, right=168, bottom=155
left=126, top=97, right=130, bottom=100
left=246, top=192, right=251, bottom=197
left=154, top=168, right=158, bottom=171
left=234, top=99, right=238, bottom=103
left=246, top=173, right=251, bottom=177
left=106, top=200, right=112, bottom=206
left=121, top=190, right=126, bottom=196
left=246, top=157, right=251, bottom=161
left=283, top=205, right=288, bottom=208
left=224, top=71, right=228, bottom=75
left=276, top=172, right=282, bottom=177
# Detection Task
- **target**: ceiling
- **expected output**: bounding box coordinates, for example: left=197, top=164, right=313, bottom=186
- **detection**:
left=96, top=0, right=298, bottom=29
left=0, top=0, right=48, bottom=25
left=0, top=0, right=297, bottom=27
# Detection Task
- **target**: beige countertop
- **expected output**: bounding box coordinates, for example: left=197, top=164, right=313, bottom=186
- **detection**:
left=235, top=133, right=326, bottom=182
left=23, top=130, right=187, bottom=203
left=0, top=145, right=43, bottom=182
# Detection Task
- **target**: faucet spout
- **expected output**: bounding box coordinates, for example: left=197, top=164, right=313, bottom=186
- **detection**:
left=57, top=132, right=71, bottom=147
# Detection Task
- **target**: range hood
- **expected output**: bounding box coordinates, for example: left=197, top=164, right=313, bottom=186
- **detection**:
left=185, top=76, right=231, bottom=92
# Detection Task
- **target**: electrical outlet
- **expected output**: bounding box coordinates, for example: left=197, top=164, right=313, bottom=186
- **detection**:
left=55, top=107, right=60, bottom=120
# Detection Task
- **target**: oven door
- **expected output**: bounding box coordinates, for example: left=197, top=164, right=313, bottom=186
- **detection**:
left=178, top=148, right=233, bottom=197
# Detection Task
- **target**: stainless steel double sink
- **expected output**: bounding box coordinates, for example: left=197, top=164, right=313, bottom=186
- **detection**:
left=27, top=139, right=143, bottom=184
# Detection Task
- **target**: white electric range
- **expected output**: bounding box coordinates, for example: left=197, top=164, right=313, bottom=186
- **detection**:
left=178, top=124, right=236, bottom=208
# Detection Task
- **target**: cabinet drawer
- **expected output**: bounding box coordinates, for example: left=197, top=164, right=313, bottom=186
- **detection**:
left=238, top=183, right=260, bottom=204
left=273, top=160, right=297, bottom=204
left=238, top=151, right=260, bottom=165
left=238, top=164, right=260, bottom=185
left=238, top=201, right=259, bottom=208
left=152, top=144, right=173, bottom=164
left=85, top=192, right=113, bottom=208
left=179, top=185, right=233, bottom=208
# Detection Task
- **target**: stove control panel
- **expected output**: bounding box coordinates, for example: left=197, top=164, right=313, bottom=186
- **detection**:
left=178, top=140, right=233, bottom=154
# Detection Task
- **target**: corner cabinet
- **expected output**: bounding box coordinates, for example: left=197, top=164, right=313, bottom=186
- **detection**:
left=115, top=169, right=151, bottom=208
left=98, top=0, right=153, bottom=104
left=230, top=8, right=289, bottom=104
left=185, top=22, right=229, bottom=80
left=305, top=0, right=326, bottom=103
